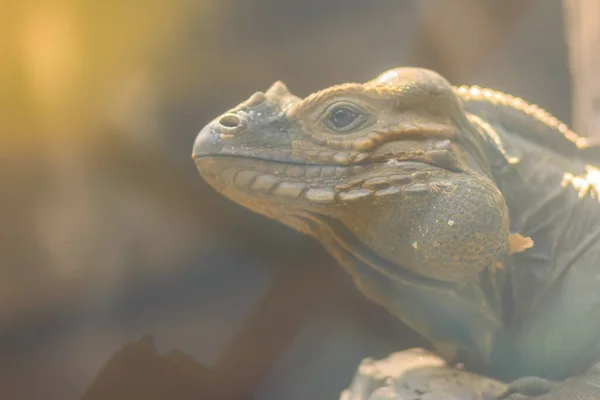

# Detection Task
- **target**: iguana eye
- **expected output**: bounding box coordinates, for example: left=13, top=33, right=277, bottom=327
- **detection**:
left=331, top=107, right=357, bottom=127
left=325, top=103, right=366, bottom=132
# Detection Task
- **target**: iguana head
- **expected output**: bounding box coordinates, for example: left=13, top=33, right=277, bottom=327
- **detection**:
left=193, top=68, right=509, bottom=283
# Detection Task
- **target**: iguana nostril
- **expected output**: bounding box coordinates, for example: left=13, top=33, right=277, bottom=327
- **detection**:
left=218, top=114, right=242, bottom=128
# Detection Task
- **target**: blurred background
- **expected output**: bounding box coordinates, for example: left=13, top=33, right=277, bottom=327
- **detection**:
left=0, top=0, right=588, bottom=399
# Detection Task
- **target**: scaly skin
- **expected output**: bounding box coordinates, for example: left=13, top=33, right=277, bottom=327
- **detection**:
left=192, top=67, right=600, bottom=399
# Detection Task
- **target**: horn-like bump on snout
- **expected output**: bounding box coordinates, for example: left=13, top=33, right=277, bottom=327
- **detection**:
left=265, top=81, right=291, bottom=98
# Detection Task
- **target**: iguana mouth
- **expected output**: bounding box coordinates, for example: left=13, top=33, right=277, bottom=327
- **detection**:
left=195, top=154, right=455, bottom=204
left=194, top=152, right=447, bottom=168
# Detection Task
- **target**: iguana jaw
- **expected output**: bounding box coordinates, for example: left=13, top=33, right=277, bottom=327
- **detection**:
left=194, top=153, right=452, bottom=209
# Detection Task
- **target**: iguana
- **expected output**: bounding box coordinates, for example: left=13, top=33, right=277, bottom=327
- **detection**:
left=192, top=67, right=600, bottom=399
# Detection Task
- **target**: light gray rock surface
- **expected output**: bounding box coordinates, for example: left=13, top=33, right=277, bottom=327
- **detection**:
left=340, top=348, right=506, bottom=400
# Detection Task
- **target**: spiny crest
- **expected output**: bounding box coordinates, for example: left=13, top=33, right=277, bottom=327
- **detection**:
left=454, top=85, right=589, bottom=149
left=289, top=82, right=398, bottom=117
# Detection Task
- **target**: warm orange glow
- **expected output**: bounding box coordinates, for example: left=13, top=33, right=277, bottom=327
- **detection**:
left=1, top=1, right=215, bottom=148
left=20, top=4, right=80, bottom=115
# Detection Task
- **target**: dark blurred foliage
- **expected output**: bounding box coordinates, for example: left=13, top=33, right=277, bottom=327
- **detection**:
left=0, top=1, right=572, bottom=399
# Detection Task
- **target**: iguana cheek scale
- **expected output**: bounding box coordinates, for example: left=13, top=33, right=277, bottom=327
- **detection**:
left=193, top=67, right=600, bottom=399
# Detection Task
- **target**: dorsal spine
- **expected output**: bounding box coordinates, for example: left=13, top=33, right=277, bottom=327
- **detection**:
left=454, top=85, right=587, bottom=148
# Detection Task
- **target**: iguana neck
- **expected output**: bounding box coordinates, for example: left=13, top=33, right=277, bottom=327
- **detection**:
left=286, top=208, right=507, bottom=368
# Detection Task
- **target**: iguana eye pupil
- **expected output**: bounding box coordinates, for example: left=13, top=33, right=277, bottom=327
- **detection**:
left=330, top=107, right=357, bottom=128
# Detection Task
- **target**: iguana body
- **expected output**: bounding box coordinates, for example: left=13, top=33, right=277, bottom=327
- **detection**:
left=192, top=67, right=600, bottom=399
